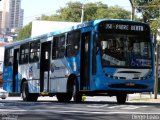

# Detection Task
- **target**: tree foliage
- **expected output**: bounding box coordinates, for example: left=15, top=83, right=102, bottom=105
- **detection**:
left=57, top=1, right=82, bottom=22
left=149, top=20, right=160, bottom=33
left=134, top=0, right=160, bottom=22
left=16, top=22, right=32, bottom=40
left=101, top=6, right=131, bottom=19
left=134, top=0, right=160, bottom=33
left=38, top=1, right=131, bottom=22
left=17, top=1, right=131, bottom=40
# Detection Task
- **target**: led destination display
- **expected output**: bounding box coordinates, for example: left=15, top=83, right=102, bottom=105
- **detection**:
left=99, top=21, right=149, bottom=32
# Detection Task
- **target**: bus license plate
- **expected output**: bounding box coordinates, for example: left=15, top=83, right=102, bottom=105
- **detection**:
left=126, top=82, right=135, bottom=86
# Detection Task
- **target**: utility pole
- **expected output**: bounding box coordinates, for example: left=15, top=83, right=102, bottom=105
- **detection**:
left=129, top=0, right=135, bottom=20
left=81, top=3, right=84, bottom=23
left=154, top=5, right=160, bottom=99
left=155, top=29, right=160, bottom=99
left=155, top=40, right=159, bottom=99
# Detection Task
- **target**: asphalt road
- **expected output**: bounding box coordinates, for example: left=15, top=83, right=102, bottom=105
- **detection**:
left=0, top=97, right=160, bottom=120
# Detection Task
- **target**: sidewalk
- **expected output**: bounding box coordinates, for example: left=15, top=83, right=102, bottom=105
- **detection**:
left=128, top=93, right=160, bottom=103
left=2, top=93, right=160, bottom=103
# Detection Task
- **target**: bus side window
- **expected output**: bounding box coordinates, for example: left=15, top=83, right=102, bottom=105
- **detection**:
left=52, top=37, right=59, bottom=59
left=52, top=35, right=65, bottom=59
left=29, top=41, right=40, bottom=63
left=66, top=30, right=80, bottom=57
left=58, top=35, right=65, bottom=58
left=20, top=43, right=29, bottom=64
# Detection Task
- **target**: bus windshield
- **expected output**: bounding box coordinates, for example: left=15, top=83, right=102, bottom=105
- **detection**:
left=100, top=33, right=152, bottom=68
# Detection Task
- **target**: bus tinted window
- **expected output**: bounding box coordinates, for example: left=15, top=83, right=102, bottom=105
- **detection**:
left=66, top=31, right=80, bottom=57
left=58, top=36, right=65, bottom=58
left=99, top=27, right=151, bottom=68
left=20, top=43, right=29, bottom=64
left=52, top=37, right=58, bottom=59
left=4, top=48, right=13, bottom=66
left=29, top=41, right=40, bottom=63
left=52, top=35, right=65, bottom=59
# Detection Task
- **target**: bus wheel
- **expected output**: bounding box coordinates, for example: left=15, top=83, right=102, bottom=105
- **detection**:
left=30, top=93, right=39, bottom=101
left=56, top=93, right=72, bottom=102
left=116, top=94, right=127, bottom=104
left=72, top=81, right=82, bottom=102
left=21, top=81, right=38, bottom=101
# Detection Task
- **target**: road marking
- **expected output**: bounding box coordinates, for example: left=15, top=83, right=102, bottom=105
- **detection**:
left=0, top=103, right=4, bottom=106
left=108, top=105, right=148, bottom=110
left=108, top=105, right=126, bottom=109
left=0, top=109, right=159, bottom=115
left=87, top=104, right=109, bottom=108
left=87, top=104, right=146, bottom=110
left=121, top=105, right=148, bottom=110
left=1, top=101, right=149, bottom=110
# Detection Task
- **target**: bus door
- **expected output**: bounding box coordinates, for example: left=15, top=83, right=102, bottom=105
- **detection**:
left=40, top=41, right=51, bottom=92
left=13, top=48, right=19, bottom=92
left=80, top=32, right=91, bottom=90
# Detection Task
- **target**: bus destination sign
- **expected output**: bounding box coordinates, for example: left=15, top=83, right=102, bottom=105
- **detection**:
left=105, top=23, right=144, bottom=32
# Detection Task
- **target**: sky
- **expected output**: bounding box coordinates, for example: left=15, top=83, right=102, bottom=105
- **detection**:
left=21, top=0, right=131, bottom=25
left=1, top=0, right=131, bottom=26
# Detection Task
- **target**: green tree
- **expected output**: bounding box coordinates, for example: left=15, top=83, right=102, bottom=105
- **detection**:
left=96, top=5, right=131, bottom=19
left=149, top=20, right=160, bottom=33
left=38, top=1, right=131, bottom=22
left=57, top=1, right=82, bottom=22
left=134, top=0, right=160, bottom=22
left=134, top=0, right=160, bottom=33
left=16, top=22, right=32, bottom=40
left=83, top=2, right=108, bottom=21
left=17, top=1, right=131, bottom=40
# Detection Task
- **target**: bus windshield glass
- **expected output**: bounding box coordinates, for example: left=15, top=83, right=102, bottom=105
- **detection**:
left=99, top=22, right=152, bottom=68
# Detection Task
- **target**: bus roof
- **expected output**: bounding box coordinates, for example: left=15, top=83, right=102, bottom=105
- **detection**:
left=5, top=19, right=149, bottom=48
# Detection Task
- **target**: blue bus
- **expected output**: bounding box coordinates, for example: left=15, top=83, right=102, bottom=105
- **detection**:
left=3, top=19, right=154, bottom=103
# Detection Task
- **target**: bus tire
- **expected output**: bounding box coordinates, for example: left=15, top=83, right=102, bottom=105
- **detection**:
left=21, top=81, right=38, bottom=102
left=56, top=93, right=72, bottom=102
left=116, top=94, right=127, bottom=104
left=72, top=81, right=82, bottom=102
left=30, top=93, right=39, bottom=101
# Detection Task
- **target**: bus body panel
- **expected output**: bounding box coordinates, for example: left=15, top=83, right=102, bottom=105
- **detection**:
left=50, top=59, right=68, bottom=93
left=19, top=64, right=29, bottom=80
left=3, top=67, right=13, bottom=92
left=92, top=76, right=154, bottom=92
left=28, top=62, right=40, bottom=93
left=50, top=78, right=68, bottom=93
